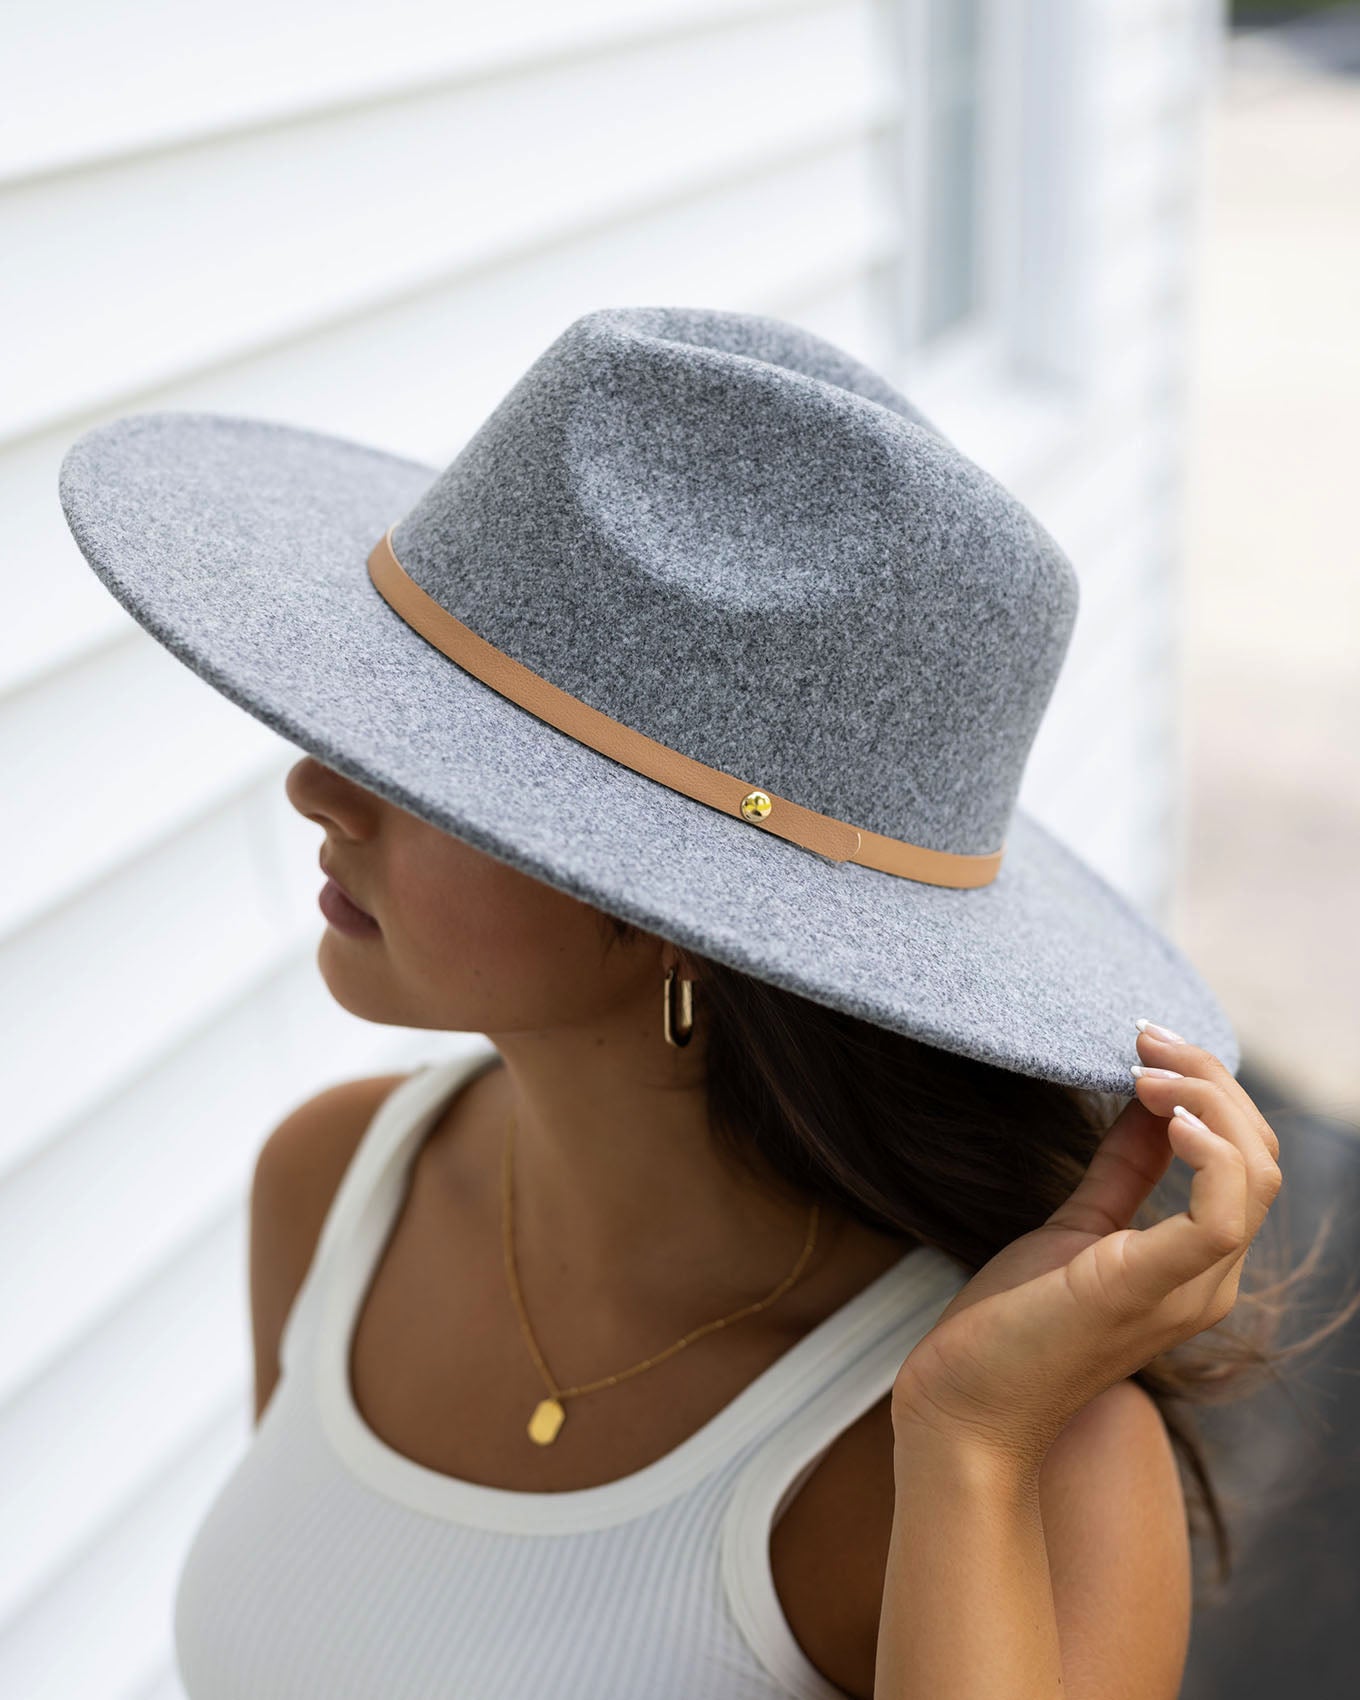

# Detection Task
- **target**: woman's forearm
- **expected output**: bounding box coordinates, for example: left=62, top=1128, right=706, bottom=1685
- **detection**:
left=875, top=1422, right=1064, bottom=1699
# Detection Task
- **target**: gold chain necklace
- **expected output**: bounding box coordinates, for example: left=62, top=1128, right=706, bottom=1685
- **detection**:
left=501, top=1109, right=820, bottom=1445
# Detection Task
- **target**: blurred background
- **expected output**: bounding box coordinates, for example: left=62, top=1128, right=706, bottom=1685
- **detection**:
left=0, top=1, right=1355, bottom=1696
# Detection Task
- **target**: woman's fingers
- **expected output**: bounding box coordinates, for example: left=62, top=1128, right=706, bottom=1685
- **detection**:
left=1056, top=1032, right=1283, bottom=1267
left=1048, top=1102, right=1173, bottom=1238
left=1130, top=1059, right=1283, bottom=1241
left=1123, top=1034, right=1283, bottom=1314
left=1120, top=1102, right=1278, bottom=1312
left=1134, top=1027, right=1281, bottom=1161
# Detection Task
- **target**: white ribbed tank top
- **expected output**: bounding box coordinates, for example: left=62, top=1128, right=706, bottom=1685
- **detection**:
left=174, top=1038, right=971, bottom=1700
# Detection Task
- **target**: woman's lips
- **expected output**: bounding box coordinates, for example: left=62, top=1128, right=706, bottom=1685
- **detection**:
left=318, top=870, right=381, bottom=937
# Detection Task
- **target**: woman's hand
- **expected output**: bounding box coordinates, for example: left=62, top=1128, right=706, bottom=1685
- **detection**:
left=890, top=1021, right=1283, bottom=1469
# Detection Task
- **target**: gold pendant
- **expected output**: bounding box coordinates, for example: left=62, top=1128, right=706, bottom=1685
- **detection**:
left=528, top=1396, right=566, bottom=1445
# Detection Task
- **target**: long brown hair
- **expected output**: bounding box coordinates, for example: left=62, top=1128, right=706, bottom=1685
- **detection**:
left=601, top=912, right=1360, bottom=1591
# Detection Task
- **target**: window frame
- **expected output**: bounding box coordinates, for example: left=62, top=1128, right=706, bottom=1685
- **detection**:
left=880, top=0, right=1093, bottom=479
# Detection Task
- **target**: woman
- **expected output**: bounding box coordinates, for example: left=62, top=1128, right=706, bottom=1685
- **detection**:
left=58, top=306, right=1310, bottom=1698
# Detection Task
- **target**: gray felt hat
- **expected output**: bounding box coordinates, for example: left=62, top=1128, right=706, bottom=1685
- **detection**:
left=57, top=303, right=1239, bottom=1096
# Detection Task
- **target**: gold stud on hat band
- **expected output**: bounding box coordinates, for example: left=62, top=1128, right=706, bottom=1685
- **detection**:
left=366, top=526, right=1005, bottom=888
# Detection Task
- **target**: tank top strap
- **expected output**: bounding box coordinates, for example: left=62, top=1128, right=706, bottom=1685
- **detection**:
left=278, top=1037, right=503, bottom=1376
left=718, top=1245, right=971, bottom=1700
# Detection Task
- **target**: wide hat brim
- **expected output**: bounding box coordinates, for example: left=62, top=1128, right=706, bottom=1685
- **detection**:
left=58, top=409, right=1239, bottom=1097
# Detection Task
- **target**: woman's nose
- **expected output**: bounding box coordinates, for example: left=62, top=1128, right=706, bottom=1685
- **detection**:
left=283, top=755, right=378, bottom=838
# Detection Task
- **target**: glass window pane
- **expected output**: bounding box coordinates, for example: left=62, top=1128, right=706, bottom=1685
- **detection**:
left=919, top=0, right=984, bottom=340
left=928, top=0, right=982, bottom=80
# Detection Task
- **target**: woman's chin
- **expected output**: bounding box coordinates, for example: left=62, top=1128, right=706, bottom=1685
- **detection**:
left=314, top=930, right=399, bottom=1022
left=313, top=931, right=493, bottom=1033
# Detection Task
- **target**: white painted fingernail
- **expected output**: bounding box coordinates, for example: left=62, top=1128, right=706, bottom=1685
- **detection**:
left=1172, top=1104, right=1213, bottom=1134
left=1131, top=1065, right=1183, bottom=1079
left=1136, top=1019, right=1186, bottom=1043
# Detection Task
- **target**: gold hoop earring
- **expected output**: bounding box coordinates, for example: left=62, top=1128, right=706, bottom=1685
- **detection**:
left=662, top=964, right=694, bottom=1048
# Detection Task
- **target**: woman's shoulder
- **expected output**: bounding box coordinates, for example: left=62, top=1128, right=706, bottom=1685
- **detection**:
left=249, top=1070, right=415, bottom=1419
left=251, top=1071, right=417, bottom=1248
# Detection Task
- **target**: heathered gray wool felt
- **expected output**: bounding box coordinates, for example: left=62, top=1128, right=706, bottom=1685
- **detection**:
left=57, top=304, right=1239, bottom=1096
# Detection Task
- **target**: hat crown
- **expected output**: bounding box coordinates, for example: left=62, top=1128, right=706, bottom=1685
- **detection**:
left=390, top=306, right=1079, bottom=853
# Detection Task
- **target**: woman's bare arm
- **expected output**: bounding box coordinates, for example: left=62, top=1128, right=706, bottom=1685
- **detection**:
left=874, top=1378, right=1190, bottom=1700
left=872, top=1030, right=1278, bottom=1697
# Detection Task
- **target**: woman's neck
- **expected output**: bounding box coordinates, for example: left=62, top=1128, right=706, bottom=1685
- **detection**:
left=453, top=1017, right=839, bottom=1319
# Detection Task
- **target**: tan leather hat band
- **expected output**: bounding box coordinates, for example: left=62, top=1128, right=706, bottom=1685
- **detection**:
left=367, top=527, right=1004, bottom=888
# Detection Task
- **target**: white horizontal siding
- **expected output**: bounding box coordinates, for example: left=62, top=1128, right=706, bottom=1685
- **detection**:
left=3, top=782, right=308, bottom=1175
left=0, top=945, right=393, bottom=1412
left=1, top=1210, right=246, bottom=1626
left=0, top=1, right=1220, bottom=1694
left=0, top=635, right=283, bottom=933
left=1, top=0, right=886, bottom=445
left=0, top=1401, right=247, bottom=1700
left=3, top=0, right=820, bottom=183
